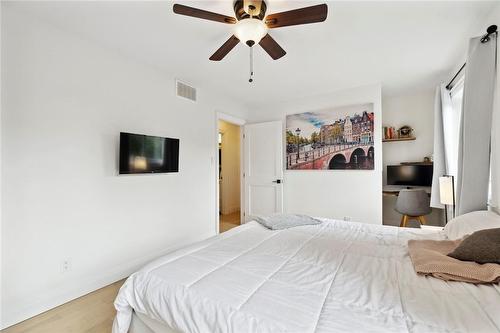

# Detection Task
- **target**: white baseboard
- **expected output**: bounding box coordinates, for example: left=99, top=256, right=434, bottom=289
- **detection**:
left=2, top=264, right=130, bottom=330
left=0, top=234, right=213, bottom=330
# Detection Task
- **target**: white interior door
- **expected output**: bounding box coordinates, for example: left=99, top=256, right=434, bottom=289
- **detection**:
left=244, top=121, right=283, bottom=221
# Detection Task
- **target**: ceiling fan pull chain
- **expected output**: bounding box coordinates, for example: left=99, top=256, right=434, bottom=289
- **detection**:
left=249, top=46, right=254, bottom=83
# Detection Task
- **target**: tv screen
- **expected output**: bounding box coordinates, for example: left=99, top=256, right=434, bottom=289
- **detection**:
left=119, top=132, right=179, bottom=174
left=387, top=165, right=433, bottom=186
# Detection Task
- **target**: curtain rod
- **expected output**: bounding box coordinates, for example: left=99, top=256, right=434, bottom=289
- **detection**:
left=445, top=25, right=498, bottom=90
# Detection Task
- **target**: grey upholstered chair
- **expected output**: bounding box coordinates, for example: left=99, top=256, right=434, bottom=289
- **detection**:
left=395, top=189, right=432, bottom=227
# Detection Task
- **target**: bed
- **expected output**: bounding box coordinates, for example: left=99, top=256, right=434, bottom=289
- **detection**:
left=113, top=218, right=500, bottom=333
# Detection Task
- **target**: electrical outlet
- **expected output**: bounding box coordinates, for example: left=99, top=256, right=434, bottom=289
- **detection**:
left=61, top=259, right=72, bottom=273
left=343, top=216, right=351, bottom=222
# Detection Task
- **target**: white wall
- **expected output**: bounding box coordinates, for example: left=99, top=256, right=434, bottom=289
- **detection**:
left=0, top=7, right=248, bottom=328
left=247, top=84, right=383, bottom=224
left=382, top=90, right=435, bottom=183
left=218, top=120, right=240, bottom=215
left=382, top=90, right=444, bottom=226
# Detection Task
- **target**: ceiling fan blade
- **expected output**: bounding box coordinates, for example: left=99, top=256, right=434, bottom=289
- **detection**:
left=173, top=4, right=237, bottom=24
left=259, top=34, right=286, bottom=60
left=210, top=35, right=240, bottom=61
left=265, top=4, right=327, bottom=28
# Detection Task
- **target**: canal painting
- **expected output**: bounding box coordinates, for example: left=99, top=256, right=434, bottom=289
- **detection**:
left=286, top=103, right=374, bottom=170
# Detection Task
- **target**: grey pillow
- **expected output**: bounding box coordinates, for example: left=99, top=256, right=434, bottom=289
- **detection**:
left=448, top=228, right=500, bottom=264
left=254, top=214, right=322, bottom=230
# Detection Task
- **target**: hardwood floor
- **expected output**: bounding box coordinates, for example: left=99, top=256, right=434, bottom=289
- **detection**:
left=3, top=216, right=240, bottom=333
left=219, top=211, right=240, bottom=233
left=2, top=280, right=125, bottom=333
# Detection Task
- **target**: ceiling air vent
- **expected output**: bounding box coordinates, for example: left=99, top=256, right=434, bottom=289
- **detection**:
left=176, top=80, right=197, bottom=102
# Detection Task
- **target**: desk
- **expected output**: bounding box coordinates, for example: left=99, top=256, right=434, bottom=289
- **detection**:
left=383, top=186, right=432, bottom=197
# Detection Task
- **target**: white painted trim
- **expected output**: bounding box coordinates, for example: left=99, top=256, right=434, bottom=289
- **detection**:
left=214, top=115, right=221, bottom=235
left=217, top=112, right=246, bottom=126
left=239, top=127, right=246, bottom=224
left=215, top=112, right=246, bottom=231
left=0, top=3, right=3, bottom=329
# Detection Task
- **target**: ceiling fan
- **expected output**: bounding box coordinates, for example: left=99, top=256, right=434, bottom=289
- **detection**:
left=173, top=0, right=328, bottom=81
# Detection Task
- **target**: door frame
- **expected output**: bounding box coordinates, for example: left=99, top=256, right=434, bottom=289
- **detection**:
left=215, top=112, right=246, bottom=234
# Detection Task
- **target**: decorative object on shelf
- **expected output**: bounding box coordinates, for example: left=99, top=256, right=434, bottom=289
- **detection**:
left=286, top=103, right=374, bottom=170
left=423, top=156, right=432, bottom=163
left=383, top=126, right=397, bottom=140
left=439, top=175, right=456, bottom=224
left=382, top=124, right=415, bottom=142
left=397, top=125, right=414, bottom=138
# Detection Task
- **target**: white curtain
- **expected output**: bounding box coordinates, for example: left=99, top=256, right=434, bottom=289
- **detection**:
left=430, top=83, right=460, bottom=211
left=430, top=85, right=453, bottom=208
left=456, top=33, right=498, bottom=215
left=490, top=38, right=500, bottom=213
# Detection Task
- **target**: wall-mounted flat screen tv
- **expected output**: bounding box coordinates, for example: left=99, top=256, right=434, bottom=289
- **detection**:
left=387, top=165, right=433, bottom=186
left=119, top=132, right=179, bottom=174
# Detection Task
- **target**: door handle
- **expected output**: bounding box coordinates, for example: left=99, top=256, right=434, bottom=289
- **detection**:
left=272, top=179, right=282, bottom=184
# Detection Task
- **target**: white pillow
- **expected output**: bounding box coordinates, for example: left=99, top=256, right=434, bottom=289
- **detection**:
left=254, top=214, right=321, bottom=230
left=444, top=210, right=500, bottom=240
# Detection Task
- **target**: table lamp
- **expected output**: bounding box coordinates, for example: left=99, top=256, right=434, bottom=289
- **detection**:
left=439, top=175, right=455, bottom=224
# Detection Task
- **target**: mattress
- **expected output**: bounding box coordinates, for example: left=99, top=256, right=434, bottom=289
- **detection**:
left=113, top=219, right=500, bottom=333
left=130, top=311, right=179, bottom=333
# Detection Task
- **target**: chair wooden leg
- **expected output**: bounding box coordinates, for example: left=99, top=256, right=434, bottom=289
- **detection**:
left=418, top=216, right=426, bottom=225
left=400, top=215, right=405, bottom=227
left=400, top=215, right=409, bottom=227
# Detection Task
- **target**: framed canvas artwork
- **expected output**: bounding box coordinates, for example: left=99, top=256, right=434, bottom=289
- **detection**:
left=286, top=103, right=374, bottom=170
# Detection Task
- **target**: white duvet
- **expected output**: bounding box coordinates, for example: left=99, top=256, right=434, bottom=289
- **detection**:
left=113, top=219, right=500, bottom=333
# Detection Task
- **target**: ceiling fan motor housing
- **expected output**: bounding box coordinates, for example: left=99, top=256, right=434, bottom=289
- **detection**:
left=234, top=0, right=267, bottom=21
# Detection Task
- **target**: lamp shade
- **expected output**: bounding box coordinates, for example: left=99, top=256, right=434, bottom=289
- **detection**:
left=234, top=18, right=268, bottom=45
left=439, top=176, right=455, bottom=205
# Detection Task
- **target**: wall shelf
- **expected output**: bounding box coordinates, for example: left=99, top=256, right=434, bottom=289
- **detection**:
left=382, top=137, right=416, bottom=143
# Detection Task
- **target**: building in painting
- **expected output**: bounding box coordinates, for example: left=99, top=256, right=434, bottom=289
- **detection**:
left=351, top=111, right=373, bottom=144
left=318, top=111, right=374, bottom=145
left=344, top=116, right=353, bottom=143
left=319, top=120, right=344, bottom=144
left=319, top=124, right=333, bottom=144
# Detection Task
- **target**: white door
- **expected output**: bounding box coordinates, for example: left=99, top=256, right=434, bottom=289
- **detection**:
left=244, top=121, right=283, bottom=221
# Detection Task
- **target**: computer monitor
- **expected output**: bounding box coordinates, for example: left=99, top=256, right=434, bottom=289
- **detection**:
left=387, top=165, right=433, bottom=186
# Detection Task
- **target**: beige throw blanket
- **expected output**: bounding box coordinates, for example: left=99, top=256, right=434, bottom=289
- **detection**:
left=408, top=239, right=500, bottom=283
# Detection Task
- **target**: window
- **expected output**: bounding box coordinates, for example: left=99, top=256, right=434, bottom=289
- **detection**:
left=443, top=77, right=463, bottom=180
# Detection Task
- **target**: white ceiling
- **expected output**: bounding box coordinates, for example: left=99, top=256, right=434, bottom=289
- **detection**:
left=6, top=1, right=498, bottom=109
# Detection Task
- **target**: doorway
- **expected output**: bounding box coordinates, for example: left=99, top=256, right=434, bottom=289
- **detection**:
left=218, top=118, right=242, bottom=233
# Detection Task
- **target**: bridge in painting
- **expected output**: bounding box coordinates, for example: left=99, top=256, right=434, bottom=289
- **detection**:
left=287, top=143, right=374, bottom=170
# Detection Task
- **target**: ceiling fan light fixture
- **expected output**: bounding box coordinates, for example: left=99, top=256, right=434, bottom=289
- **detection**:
left=234, top=18, right=268, bottom=46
